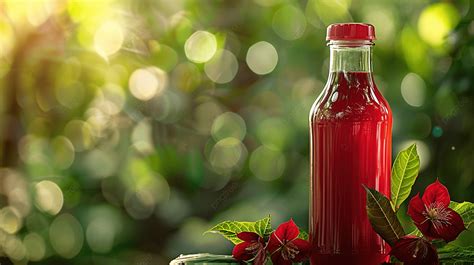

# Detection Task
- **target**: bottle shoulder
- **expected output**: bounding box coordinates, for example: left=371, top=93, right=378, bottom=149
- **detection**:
left=310, top=79, right=391, bottom=123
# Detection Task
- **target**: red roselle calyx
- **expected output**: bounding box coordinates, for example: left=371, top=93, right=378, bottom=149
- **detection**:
left=232, top=232, right=266, bottom=265
left=267, top=219, right=311, bottom=265
left=407, top=180, right=465, bottom=242
left=390, top=236, right=439, bottom=265
left=231, top=220, right=311, bottom=265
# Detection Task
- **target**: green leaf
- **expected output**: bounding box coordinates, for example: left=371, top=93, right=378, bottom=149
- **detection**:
left=298, top=229, right=309, bottom=240
left=389, top=255, right=400, bottom=263
left=254, top=215, right=273, bottom=237
left=408, top=227, right=422, bottom=237
left=205, top=216, right=271, bottom=244
left=364, top=185, right=405, bottom=246
left=438, top=244, right=474, bottom=263
left=391, top=144, right=420, bottom=211
left=450, top=201, right=474, bottom=228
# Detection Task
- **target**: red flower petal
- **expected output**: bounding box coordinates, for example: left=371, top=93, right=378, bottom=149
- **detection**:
left=432, top=208, right=466, bottom=242
left=422, top=222, right=444, bottom=240
left=274, top=219, right=299, bottom=242
left=232, top=241, right=255, bottom=261
left=390, top=236, right=439, bottom=265
left=253, top=249, right=267, bottom=265
left=290, top=238, right=312, bottom=262
left=407, top=194, right=430, bottom=235
left=267, top=220, right=311, bottom=265
left=422, top=180, right=450, bottom=207
left=270, top=251, right=293, bottom=265
left=237, top=231, right=260, bottom=242
left=266, top=232, right=281, bottom=255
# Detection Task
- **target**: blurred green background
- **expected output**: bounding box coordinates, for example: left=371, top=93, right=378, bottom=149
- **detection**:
left=0, top=0, right=473, bottom=264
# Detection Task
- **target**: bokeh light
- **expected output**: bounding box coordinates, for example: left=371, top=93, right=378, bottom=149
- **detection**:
left=18, top=135, right=48, bottom=166
left=131, top=119, right=155, bottom=154
left=432, top=126, right=443, bottom=138
left=49, top=214, right=84, bottom=259
left=121, top=158, right=170, bottom=219
left=35, top=180, right=64, bottom=215
left=272, top=5, right=307, bottom=40
left=249, top=146, right=286, bottom=181
left=67, top=0, right=115, bottom=23
left=194, top=101, right=223, bottom=135
left=86, top=217, right=116, bottom=253
left=204, top=49, right=238, bottom=84
left=94, top=20, right=124, bottom=57
left=184, top=31, right=217, bottom=63
left=400, top=26, right=432, bottom=76
left=246, top=41, right=278, bottom=75
left=361, top=6, right=396, bottom=46
left=8, top=186, right=31, bottom=218
left=157, top=190, right=191, bottom=225
left=129, top=67, right=168, bottom=101
left=257, top=118, right=291, bottom=150
left=83, top=149, right=117, bottom=178
left=3, top=235, right=26, bottom=261
left=95, top=83, right=126, bottom=115
left=418, top=3, right=460, bottom=47
left=53, top=55, right=84, bottom=107
left=174, top=16, right=193, bottom=45
left=0, top=207, right=22, bottom=234
left=25, top=0, right=53, bottom=26
left=150, top=42, right=179, bottom=71
left=124, top=189, right=157, bottom=220
left=64, top=120, right=95, bottom=152
left=401, top=73, right=426, bottom=107
left=211, top=112, right=246, bottom=141
left=209, top=137, right=247, bottom=173
left=308, top=0, right=351, bottom=25
left=149, top=89, right=187, bottom=123
left=51, top=136, right=75, bottom=169
left=23, top=233, right=46, bottom=261
left=0, top=18, right=16, bottom=58
left=84, top=205, right=123, bottom=254
left=1, top=169, right=31, bottom=219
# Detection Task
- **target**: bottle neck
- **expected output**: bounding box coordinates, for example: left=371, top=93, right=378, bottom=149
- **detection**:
left=329, top=41, right=373, bottom=73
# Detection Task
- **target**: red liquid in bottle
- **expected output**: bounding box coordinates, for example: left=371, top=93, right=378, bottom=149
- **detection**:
left=309, top=71, right=392, bottom=265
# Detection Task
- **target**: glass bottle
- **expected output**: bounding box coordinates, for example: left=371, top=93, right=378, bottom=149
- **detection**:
left=309, top=23, right=392, bottom=265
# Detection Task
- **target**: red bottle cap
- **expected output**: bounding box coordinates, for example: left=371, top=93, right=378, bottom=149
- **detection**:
left=326, top=23, right=376, bottom=41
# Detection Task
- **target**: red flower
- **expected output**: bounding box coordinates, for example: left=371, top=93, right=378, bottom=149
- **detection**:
left=390, top=236, right=438, bottom=265
left=266, top=219, right=311, bottom=265
left=407, top=180, right=465, bottom=242
left=232, top=232, right=266, bottom=264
